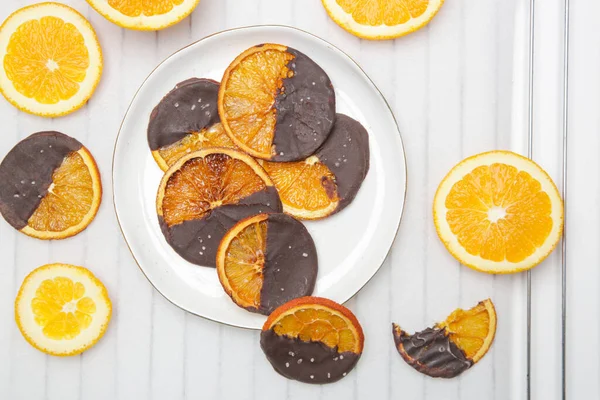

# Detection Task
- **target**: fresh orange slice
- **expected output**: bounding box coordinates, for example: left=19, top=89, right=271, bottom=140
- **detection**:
left=219, top=44, right=336, bottom=162
left=86, top=0, right=200, bottom=30
left=0, top=3, right=103, bottom=117
left=216, top=213, right=317, bottom=314
left=15, top=263, right=112, bottom=356
left=0, top=131, right=102, bottom=240
left=322, top=0, right=445, bottom=40
left=261, top=113, right=370, bottom=220
left=393, top=299, right=496, bottom=378
left=261, top=297, right=364, bottom=383
left=433, top=151, right=563, bottom=274
left=156, top=148, right=281, bottom=267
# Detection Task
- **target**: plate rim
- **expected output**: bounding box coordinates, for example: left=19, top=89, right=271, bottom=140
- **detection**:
left=111, top=24, right=408, bottom=330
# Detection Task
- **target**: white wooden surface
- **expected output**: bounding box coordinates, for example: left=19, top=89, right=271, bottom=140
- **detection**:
left=0, top=0, right=593, bottom=399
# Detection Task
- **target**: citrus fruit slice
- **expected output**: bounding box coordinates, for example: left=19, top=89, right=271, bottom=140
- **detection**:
left=262, top=113, right=370, bottom=219
left=261, top=297, right=364, bottom=383
left=217, top=213, right=317, bottom=315
left=86, top=0, right=200, bottom=31
left=322, top=0, right=445, bottom=40
left=219, top=44, right=336, bottom=162
left=157, top=148, right=282, bottom=267
left=433, top=151, right=564, bottom=274
left=15, top=263, right=111, bottom=356
left=0, top=131, right=102, bottom=240
left=392, top=299, right=496, bottom=378
left=0, top=3, right=103, bottom=117
left=148, top=78, right=236, bottom=171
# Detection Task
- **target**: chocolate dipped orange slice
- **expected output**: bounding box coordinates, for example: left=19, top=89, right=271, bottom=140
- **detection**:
left=262, top=113, right=370, bottom=219
left=219, top=44, right=336, bottom=162
left=393, top=299, right=496, bottom=378
left=148, top=78, right=236, bottom=171
left=156, top=148, right=281, bottom=267
left=217, top=213, right=317, bottom=315
left=261, top=297, right=364, bottom=384
left=0, top=131, right=102, bottom=240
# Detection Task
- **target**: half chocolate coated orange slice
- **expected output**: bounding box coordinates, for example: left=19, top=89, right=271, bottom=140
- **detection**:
left=261, top=297, right=364, bottom=383
left=0, top=131, right=102, bottom=240
left=156, top=148, right=281, bottom=267
left=217, top=213, right=317, bottom=315
left=393, top=299, right=496, bottom=378
left=148, top=78, right=236, bottom=171
left=219, top=44, right=336, bottom=162
left=262, top=114, right=370, bottom=219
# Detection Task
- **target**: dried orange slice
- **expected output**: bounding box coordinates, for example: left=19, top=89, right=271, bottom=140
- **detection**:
left=15, top=263, right=112, bottom=356
left=157, top=148, right=281, bottom=267
left=217, top=213, right=317, bottom=315
left=433, top=151, right=564, bottom=274
left=0, top=3, right=103, bottom=117
left=219, top=44, right=336, bottom=162
left=261, top=297, right=364, bottom=384
left=322, top=0, right=445, bottom=40
left=262, top=113, right=370, bottom=219
left=0, top=131, right=102, bottom=240
left=393, top=299, right=496, bottom=378
left=86, top=0, right=200, bottom=31
left=148, top=78, right=236, bottom=171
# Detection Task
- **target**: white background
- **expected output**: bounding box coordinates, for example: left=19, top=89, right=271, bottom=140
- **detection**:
left=0, top=0, right=595, bottom=399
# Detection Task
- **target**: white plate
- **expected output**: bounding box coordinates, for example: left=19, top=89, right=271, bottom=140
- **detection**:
left=113, top=25, right=406, bottom=329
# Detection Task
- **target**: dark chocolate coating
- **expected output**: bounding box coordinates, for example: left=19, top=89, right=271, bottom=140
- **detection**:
left=317, top=114, right=370, bottom=214
left=272, top=47, right=336, bottom=162
left=0, top=131, right=82, bottom=230
left=393, top=324, right=472, bottom=378
left=260, top=328, right=360, bottom=384
left=160, top=187, right=282, bottom=267
left=148, top=78, right=220, bottom=150
left=256, top=213, right=317, bottom=314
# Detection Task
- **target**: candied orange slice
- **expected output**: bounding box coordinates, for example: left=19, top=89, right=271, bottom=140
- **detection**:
left=0, top=3, right=103, bottom=117
left=264, top=297, right=364, bottom=354
left=24, top=149, right=102, bottom=239
left=433, top=151, right=563, bottom=273
left=156, top=148, right=281, bottom=267
left=393, top=299, right=496, bottom=378
left=157, top=148, right=273, bottom=227
left=322, top=0, right=445, bottom=40
left=15, top=263, right=112, bottom=356
left=436, top=299, right=496, bottom=363
left=86, top=0, right=200, bottom=30
left=217, top=213, right=317, bottom=314
left=219, top=44, right=336, bottom=162
left=262, top=157, right=339, bottom=219
left=218, top=214, right=268, bottom=310
left=152, top=123, right=236, bottom=171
